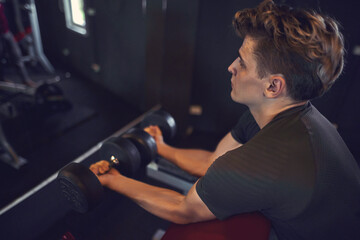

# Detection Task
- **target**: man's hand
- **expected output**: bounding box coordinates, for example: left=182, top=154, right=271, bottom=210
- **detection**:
left=144, top=125, right=165, bottom=149
left=88, top=157, right=215, bottom=224
left=89, top=160, right=121, bottom=187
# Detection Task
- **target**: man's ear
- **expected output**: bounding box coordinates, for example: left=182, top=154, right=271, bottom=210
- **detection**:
left=264, top=75, right=286, bottom=98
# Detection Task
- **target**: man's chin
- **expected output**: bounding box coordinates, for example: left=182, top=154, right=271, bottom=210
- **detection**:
left=230, top=93, right=240, bottom=103
left=230, top=93, right=246, bottom=105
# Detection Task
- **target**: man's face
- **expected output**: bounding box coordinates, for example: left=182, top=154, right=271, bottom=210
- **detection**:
left=228, top=37, right=266, bottom=106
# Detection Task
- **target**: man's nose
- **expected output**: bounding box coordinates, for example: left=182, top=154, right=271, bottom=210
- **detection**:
left=228, top=60, right=237, bottom=75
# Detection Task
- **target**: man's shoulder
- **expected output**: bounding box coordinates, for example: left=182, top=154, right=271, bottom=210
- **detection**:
left=231, top=109, right=260, bottom=144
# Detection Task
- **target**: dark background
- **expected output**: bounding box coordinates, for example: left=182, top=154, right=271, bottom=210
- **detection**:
left=0, top=0, right=359, bottom=239
left=36, top=0, right=360, bottom=158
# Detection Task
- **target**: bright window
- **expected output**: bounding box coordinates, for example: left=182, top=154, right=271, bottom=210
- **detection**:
left=63, top=0, right=87, bottom=35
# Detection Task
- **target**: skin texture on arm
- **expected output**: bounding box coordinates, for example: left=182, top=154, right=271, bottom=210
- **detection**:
left=90, top=162, right=215, bottom=224
left=145, top=126, right=242, bottom=176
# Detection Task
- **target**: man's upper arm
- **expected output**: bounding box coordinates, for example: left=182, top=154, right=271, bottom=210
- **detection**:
left=180, top=181, right=216, bottom=223
left=210, top=132, right=242, bottom=163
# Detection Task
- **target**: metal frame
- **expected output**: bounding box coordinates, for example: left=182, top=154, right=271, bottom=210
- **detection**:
left=25, top=0, right=55, bottom=73
left=0, top=124, right=27, bottom=169
left=146, top=162, right=193, bottom=194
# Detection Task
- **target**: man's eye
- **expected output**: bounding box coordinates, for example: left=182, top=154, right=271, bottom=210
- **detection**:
left=239, top=60, right=246, bottom=68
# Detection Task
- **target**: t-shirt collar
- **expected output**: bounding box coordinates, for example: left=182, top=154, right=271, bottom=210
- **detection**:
left=270, top=101, right=311, bottom=123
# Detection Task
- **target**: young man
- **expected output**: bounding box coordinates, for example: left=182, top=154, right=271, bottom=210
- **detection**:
left=90, top=0, right=360, bottom=239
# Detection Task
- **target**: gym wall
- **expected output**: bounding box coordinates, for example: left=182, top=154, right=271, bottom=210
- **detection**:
left=36, top=0, right=146, bottom=110
left=190, top=0, right=259, bottom=135
left=30, top=0, right=360, bottom=159
left=35, top=0, right=199, bottom=137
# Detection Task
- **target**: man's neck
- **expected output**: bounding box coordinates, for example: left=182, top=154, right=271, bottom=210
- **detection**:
left=249, top=100, right=308, bottom=129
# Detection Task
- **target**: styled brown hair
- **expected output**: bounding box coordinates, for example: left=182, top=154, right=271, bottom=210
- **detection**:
left=233, top=0, right=345, bottom=100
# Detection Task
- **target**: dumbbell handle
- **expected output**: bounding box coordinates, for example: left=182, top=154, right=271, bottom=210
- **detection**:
left=97, top=156, right=119, bottom=175
left=109, top=156, right=119, bottom=168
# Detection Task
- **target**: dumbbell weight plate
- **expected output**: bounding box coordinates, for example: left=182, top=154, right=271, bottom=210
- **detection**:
left=122, top=128, right=157, bottom=166
left=99, top=137, right=141, bottom=177
left=57, top=162, right=104, bottom=213
left=140, top=110, right=176, bottom=141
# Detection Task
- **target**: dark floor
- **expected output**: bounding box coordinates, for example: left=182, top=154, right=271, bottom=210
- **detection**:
left=0, top=69, right=143, bottom=209
left=0, top=67, right=222, bottom=240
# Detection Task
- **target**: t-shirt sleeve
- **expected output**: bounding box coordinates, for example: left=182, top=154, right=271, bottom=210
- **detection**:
left=231, top=110, right=260, bottom=144
left=196, top=146, right=275, bottom=220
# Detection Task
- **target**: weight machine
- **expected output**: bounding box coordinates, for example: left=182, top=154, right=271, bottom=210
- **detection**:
left=0, top=0, right=65, bottom=169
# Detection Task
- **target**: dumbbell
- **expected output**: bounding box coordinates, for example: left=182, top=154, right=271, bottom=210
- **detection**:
left=140, top=109, right=176, bottom=141
left=57, top=137, right=141, bottom=213
left=98, top=128, right=157, bottom=178
left=57, top=109, right=176, bottom=213
left=99, top=109, right=177, bottom=175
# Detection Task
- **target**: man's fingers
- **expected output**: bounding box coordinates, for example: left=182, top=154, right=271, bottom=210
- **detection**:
left=89, top=164, right=99, bottom=175
left=89, top=160, right=110, bottom=175
left=144, top=125, right=160, bottom=136
left=144, top=127, right=153, bottom=135
left=98, top=166, right=108, bottom=174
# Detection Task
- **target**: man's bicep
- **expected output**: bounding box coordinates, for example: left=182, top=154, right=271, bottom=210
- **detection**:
left=211, top=132, right=242, bottom=162
left=181, top=181, right=216, bottom=223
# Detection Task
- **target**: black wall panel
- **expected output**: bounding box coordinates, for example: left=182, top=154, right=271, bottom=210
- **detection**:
left=92, top=0, right=146, bottom=109
left=190, top=0, right=262, bottom=134
left=36, top=0, right=146, bottom=109
left=160, top=0, right=199, bottom=137
left=144, top=0, right=199, bottom=137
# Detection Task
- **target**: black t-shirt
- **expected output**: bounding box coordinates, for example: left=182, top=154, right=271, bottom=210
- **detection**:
left=196, top=103, right=360, bottom=240
left=231, top=109, right=260, bottom=144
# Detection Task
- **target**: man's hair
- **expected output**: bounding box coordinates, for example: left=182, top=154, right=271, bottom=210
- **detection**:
left=233, top=0, right=345, bottom=100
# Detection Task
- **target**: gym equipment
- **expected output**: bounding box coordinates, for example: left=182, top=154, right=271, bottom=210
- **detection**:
left=140, top=109, right=176, bottom=141
left=162, top=213, right=271, bottom=240
left=0, top=75, right=59, bottom=94
left=25, top=0, right=55, bottom=73
left=0, top=123, right=26, bottom=169
left=0, top=77, right=71, bottom=112
left=34, top=82, right=71, bottom=110
left=98, top=136, right=142, bottom=178
left=57, top=110, right=176, bottom=213
left=58, top=138, right=139, bottom=213
left=121, top=128, right=157, bottom=167
left=11, top=0, right=55, bottom=73
left=0, top=0, right=55, bottom=87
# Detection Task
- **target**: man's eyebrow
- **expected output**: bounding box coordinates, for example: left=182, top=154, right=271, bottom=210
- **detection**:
left=238, top=51, right=245, bottom=64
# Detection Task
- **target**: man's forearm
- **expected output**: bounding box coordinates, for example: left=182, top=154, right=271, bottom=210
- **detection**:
left=106, top=175, right=195, bottom=224
left=158, top=144, right=213, bottom=177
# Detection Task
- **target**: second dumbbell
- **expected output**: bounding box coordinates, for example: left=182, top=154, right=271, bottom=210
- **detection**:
left=57, top=137, right=141, bottom=213
left=57, top=110, right=176, bottom=213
